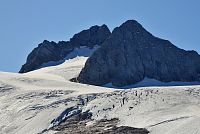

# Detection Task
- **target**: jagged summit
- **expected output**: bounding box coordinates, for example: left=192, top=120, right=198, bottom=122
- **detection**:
left=20, top=19, right=200, bottom=87
left=117, top=20, right=144, bottom=30
left=19, top=24, right=111, bottom=73
left=77, top=20, right=200, bottom=87
left=113, top=20, right=152, bottom=35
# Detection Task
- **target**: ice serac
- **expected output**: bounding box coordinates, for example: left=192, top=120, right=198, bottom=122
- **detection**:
left=19, top=24, right=111, bottom=73
left=77, top=20, right=200, bottom=87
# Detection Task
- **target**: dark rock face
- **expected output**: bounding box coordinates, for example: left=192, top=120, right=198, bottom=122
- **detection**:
left=51, top=113, right=149, bottom=134
left=19, top=40, right=62, bottom=73
left=77, top=20, right=200, bottom=87
left=19, top=25, right=110, bottom=73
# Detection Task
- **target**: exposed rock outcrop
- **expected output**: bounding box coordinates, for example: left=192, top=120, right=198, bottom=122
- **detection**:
left=77, top=20, right=200, bottom=87
left=51, top=112, right=149, bottom=134
left=19, top=25, right=110, bottom=73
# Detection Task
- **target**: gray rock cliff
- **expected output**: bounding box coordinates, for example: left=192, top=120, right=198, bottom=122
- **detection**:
left=77, top=20, right=200, bottom=87
left=19, top=24, right=110, bottom=73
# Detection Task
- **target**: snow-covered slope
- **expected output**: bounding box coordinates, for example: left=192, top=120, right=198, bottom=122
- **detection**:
left=83, top=87, right=200, bottom=134
left=0, top=57, right=113, bottom=134
left=39, top=45, right=100, bottom=69
left=0, top=56, right=200, bottom=134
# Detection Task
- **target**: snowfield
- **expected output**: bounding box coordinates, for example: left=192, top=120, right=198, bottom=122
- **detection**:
left=0, top=57, right=200, bottom=134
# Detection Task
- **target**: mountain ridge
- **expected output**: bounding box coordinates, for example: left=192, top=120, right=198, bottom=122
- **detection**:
left=77, top=20, right=200, bottom=87
left=19, top=24, right=111, bottom=73
left=19, top=19, right=200, bottom=88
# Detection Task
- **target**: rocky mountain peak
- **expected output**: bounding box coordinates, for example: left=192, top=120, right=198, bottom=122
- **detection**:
left=69, top=24, right=110, bottom=48
left=113, top=20, right=150, bottom=34
left=119, top=20, right=142, bottom=29
left=19, top=24, right=111, bottom=73
left=77, top=20, right=200, bottom=87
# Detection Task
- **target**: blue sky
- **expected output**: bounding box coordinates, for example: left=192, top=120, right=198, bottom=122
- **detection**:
left=0, top=0, right=200, bottom=72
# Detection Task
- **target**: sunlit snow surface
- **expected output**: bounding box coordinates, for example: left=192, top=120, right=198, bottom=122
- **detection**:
left=40, top=45, right=99, bottom=69
left=104, top=77, right=200, bottom=89
left=0, top=56, right=200, bottom=134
